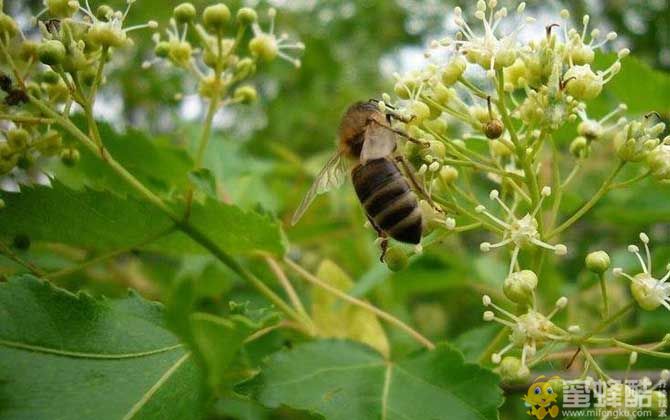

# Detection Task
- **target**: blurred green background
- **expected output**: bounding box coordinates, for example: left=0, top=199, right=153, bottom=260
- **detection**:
left=9, top=0, right=670, bottom=419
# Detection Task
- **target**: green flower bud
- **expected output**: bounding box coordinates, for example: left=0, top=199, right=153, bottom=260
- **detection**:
left=569, top=136, right=588, bottom=158
left=237, top=7, right=258, bottom=25
left=7, top=128, right=30, bottom=150
left=484, top=119, right=504, bottom=139
left=585, top=250, right=610, bottom=274
left=87, top=22, right=127, bottom=48
left=13, top=234, right=30, bottom=251
left=154, top=41, right=170, bottom=58
left=442, top=55, right=467, bottom=86
left=385, top=246, right=408, bottom=272
left=0, top=198, right=5, bottom=209
left=46, top=0, right=79, bottom=18
left=570, top=44, right=595, bottom=65
left=38, top=130, right=63, bottom=156
left=38, top=40, right=66, bottom=66
left=564, top=65, right=603, bottom=101
left=249, top=34, right=278, bottom=61
left=174, top=3, right=197, bottom=24
left=0, top=13, right=18, bottom=39
left=19, top=41, right=39, bottom=61
left=234, top=57, right=256, bottom=79
left=60, top=148, right=80, bottom=167
left=197, top=75, right=219, bottom=99
left=503, top=270, right=538, bottom=305
left=498, top=356, right=530, bottom=382
left=490, top=139, right=512, bottom=157
left=439, top=165, right=458, bottom=184
left=202, top=38, right=234, bottom=68
left=203, top=4, right=231, bottom=32
left=95, top=5, right=114, bottom=21
left=234, top=85, right=258, bottom=104
left=168, top=41, right=192, bottom=67
left=408, top=100, right=431, bottom=125
left=46, top=79, right=70, bottom=103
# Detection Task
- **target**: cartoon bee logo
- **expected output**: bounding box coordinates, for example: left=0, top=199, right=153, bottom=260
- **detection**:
left=523, top=376, right=561, bottom=420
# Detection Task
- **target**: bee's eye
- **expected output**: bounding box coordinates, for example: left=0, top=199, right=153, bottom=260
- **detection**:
left=535, top=387, right=541, bottom=395
left=547, top=387, right=553, bottom=394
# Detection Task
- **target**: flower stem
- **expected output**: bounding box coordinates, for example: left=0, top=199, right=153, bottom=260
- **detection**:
left=599, top=272, right=609, bottom=319
left=547, top=161, right=625, bottom=239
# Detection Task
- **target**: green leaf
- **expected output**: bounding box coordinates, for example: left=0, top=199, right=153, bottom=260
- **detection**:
left=0, top=275, right=203, bottom=420
left=0, top=183, right=286, bottom=256
left=593, top=54, right=670, bottom=116
left=52, top=122, right=194, bottom=197
left=311, top=260, right=390, bottom=358
left=189, top=168, right=218, bottom=199
left=243, top=339, right=503, bottom=420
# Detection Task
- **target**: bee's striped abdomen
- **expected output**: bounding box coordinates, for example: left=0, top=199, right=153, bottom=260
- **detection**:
left=352, top=158, right=422, bottom=244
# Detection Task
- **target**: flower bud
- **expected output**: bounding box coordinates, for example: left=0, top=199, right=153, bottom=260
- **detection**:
left=19, top=41, right=39, bottom=61
left=385, top=246, right=409, bottom=272
left=154, top=41, right=170, bottom=58
left=237, top=7, right=258, bottom=25
left=38, top=130, right=63, bottom=156
left=7, top=128, right=30, bottom=150
left=234, top=85, right=257, bottom=104
left=585, top=250, right=610, bottom=274
left=234, top=57, right=256, bottom=80
left=38, top=40, right=66, bottom=66
left=95, top=5, right=114, bottom=21
left=439, top=166, right=458, bottom=184
left=408, top=100, right=431, bottom=125
left=499, top=356, right=530, bottom=382
left=422, top=118, right=447, bottom=136
left=503, top=270, right=538, bottom=304
left=168, top=41, right=192, bottom=67
left=484, top=119, right=504, bottom=139
left=203, top=4, right=231, bottom=32
left=46, top=0, right=79, bottom=18
left=174, top=3, right=197, bottom=24
left=60, top=148, right=80, bottom=167
left=442, top=55, right=467, bottom=86
left=569, top=136, right=588, bottom=158
left=570, top=44, right=595, bottom=65
left=249, top=34, right=278, bottom=62
left=87, top=22, right=127, bottom=48
left=564, top=65, right=603, bottom=101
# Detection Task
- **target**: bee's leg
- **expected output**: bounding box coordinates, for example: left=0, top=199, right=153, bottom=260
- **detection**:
left=395, top=155, right=443, bottom=213
left=366, top=214, right=389, bottom=262
left=369, top=119, right=430, bottom=148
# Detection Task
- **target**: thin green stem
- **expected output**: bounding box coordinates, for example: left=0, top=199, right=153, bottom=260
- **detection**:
left=583, top=301, right=635, bottom=340
left=580, top=345, right=611, bottom=380
left=547, top=162, right=625, bottom=239
left=598, top=272, right=609, bottom=319
left=478, top=327, right=508, bottom=364
left=608, top=170, right=651, bottom=191
left=89, top=47, right=108, bottom=102
left=0, top=114, right=54, bottom=125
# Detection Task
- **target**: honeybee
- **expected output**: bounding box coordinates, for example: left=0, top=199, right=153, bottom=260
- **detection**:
left=292, top=100, right=434, bottom=259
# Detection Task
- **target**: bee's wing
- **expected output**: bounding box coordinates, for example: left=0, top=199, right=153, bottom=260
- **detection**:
left=291, top=152, right=347, bottom=225
left=360, top=122, right=397, bottom=163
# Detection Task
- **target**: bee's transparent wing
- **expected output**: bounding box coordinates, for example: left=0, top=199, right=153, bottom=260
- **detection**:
left=291, top=152, right=347, bottom=225
left=360, top=122, right=397, bottom=163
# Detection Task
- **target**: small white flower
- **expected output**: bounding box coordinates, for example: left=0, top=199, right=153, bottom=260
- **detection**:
left=477, top=188, right=567, bottom=276
left=614, top=233, right=670, bottom=311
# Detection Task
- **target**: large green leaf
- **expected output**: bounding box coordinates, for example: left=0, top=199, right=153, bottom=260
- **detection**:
left=243, top=339, right=503, bottom=420
left=0, top=183, right=286, bottom=256
left=0, top=275, right=203, bottom=420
